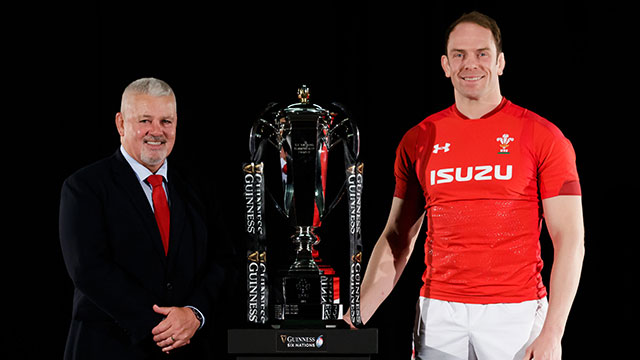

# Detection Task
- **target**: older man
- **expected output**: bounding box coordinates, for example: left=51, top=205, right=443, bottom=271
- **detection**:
left=60, top=78, right=225, bottom=359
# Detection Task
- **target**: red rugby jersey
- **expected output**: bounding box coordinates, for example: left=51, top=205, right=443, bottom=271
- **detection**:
left=394, top=98, right=580, bottom=304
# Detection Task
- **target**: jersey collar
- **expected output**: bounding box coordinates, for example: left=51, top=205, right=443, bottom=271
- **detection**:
left=453, top=97, right=509, bottom=120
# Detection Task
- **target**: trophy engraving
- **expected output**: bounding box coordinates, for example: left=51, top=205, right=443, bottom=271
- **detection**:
left=243, top=86, right=363, bottom=328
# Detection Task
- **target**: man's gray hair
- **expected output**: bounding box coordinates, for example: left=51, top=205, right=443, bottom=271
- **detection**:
left=120, top=77, right=175, bottom=114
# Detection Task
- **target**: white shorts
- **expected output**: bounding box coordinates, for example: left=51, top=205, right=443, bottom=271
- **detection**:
left=413, top=297, right=547, bottom=360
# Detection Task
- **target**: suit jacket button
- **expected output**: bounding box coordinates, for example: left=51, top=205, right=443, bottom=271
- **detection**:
left=166, top=282, right=173, bottom=291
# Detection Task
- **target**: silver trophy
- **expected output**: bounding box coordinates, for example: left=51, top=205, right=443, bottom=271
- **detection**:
left=243, top=86, right=363, bottom=328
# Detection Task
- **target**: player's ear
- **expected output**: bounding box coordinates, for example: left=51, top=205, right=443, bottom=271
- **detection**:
left=497, top=52, right=505, bottom=76
left=441, top=55, right=451, bottom=78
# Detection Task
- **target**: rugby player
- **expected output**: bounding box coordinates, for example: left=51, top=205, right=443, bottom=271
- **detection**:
left=352, top=11, right=584, bottom=360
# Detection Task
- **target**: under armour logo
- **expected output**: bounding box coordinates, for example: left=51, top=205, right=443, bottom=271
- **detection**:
left=433, top=143, right=451, bottom=154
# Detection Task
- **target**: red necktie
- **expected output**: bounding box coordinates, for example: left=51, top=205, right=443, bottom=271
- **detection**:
left=147, top=175, right=170, bottom=256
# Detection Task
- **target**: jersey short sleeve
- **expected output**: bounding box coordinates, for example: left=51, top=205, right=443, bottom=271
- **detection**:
left=394, top=120, right=435, bottom=200
left=394, top=128, right=418, bottom=199
left=532, top=116, right=581, bottom=199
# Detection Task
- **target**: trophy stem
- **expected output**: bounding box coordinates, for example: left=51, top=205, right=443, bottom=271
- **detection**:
left=289, top=226, right=321, bottom=273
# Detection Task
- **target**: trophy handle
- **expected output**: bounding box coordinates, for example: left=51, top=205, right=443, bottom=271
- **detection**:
left=314, top=115, right=362, bottom=222
left=313, top=123, right=329, bottom=223
left=280, top=137, right=295, bottom=220
left=249, top=118, right=273, bottom=163
left=330, top=102, right=360, bottom=161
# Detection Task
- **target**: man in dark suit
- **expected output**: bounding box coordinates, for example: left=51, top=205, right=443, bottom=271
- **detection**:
left=60, top=78, right=226, bottom=359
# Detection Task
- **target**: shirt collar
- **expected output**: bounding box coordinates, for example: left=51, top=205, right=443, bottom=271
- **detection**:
left=452, top=97, right=509, bottom=120
left=120, top=145, right=169, bottom=183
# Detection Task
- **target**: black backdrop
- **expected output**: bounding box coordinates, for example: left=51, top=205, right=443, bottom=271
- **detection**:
left=18, top=0, right=602, bottom=358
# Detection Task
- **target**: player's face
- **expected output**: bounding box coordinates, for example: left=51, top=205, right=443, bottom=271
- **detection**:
left=441, top=22, right=505, bottom=101
left=116, top=94, right=177, bottom=173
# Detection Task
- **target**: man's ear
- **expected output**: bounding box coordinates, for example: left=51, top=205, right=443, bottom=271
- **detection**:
left=115, top=112, right=125, bottom=137
left=441, top=55, right=451, bottom=78
left=497, top=52, right=505, bottom=76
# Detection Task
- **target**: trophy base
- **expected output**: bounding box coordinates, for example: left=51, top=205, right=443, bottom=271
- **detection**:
left=270, top=318, right=349, bottom=329
left=273, top=270, right=344, bottom=328
left=274, top=303, right=344, bottom=320
left=273, top=304, right=347, bottom=329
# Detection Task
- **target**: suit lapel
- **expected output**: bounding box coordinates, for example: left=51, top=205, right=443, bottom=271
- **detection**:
left=166, top=173, right=187, bottom=271
left=110, top=150, right=169, bottom=263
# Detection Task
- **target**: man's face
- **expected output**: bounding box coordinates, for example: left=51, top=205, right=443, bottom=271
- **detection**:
left=441, top=22, right=505, bottom=101
left=116, top=94, right=177, bottom=173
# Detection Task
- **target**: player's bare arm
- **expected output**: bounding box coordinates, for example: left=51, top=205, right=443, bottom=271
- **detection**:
left=358, top=191, right=426, bottom=325
left=524, top=195, right=584, bottom=360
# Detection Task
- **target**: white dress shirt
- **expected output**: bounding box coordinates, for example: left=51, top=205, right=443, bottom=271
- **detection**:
left=120, top=145, right=169, bottom=210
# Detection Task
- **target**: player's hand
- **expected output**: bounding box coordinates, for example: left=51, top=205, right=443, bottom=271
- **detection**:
left=522, top=328, right=562, bottom=360
left=151, top=305, right=199, bottom=353
left=342, top=311, right=357, bottom=329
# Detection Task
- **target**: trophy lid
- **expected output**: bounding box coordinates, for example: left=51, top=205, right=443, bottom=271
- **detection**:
left=298, top=85, right=310, bottom=104
left=285, top=85, right=327, bottom=116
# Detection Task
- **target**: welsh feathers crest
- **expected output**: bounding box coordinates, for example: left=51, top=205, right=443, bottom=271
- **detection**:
left=496, top=134, right=514, bottom=154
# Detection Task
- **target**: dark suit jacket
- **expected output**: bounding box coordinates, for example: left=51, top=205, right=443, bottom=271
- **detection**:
left=60, top=149, right=226, bottom=359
